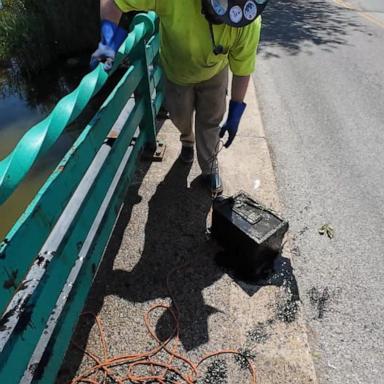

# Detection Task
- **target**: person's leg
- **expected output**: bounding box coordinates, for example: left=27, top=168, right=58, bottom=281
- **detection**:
left=194, top=68, right=228, bottom=175
left=165, top=76, right=195, bottom=150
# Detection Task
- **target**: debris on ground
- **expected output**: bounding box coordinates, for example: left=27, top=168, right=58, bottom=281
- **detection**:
left=318, top=224, right=335, bottom=239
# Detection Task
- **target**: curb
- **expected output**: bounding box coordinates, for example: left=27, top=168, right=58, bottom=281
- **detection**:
left=221, top=76, right=319, bottom=383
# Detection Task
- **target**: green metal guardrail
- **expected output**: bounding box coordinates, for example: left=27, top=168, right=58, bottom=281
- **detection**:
left=0, top=12, right=164, bottom=383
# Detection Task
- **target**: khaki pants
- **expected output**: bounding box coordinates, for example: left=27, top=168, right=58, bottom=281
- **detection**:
left=165, top=68, right=228, bottom=174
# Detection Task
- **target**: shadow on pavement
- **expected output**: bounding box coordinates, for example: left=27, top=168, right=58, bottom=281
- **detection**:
left=105, top=160, right=224, bottom=351
left=57, top=158, right=225, bottom=382
left=260, top=0, right=368, bottom=58
left=57, top=153, right=302, bottom=383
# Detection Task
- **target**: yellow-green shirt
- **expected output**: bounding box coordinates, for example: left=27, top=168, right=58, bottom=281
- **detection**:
left=114, top=0, right=261, bottom=85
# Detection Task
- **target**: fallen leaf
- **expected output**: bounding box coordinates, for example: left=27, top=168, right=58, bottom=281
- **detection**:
left=319, top=224, right=335, bottom=239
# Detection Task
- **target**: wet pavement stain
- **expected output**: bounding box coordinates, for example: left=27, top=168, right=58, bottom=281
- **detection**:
left=308, top=287, right=331, bottom=319
left=234, top=349, right=257, bottom=370
left=276, top=288, right=300, bottom=323
left=198, top=359, right=228, bottom=384
left=164, top=372, right=180, bottom=383
left=246, top=321, right=272, bottom=343
left=215, top=254, right=301, bottom=325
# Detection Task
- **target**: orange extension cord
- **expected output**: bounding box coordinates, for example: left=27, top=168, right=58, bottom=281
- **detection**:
left=70, top=266, right=257, bottom=384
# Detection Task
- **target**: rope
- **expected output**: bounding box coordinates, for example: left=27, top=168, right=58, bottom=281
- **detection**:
left=69, top=265, right=257, bottom=384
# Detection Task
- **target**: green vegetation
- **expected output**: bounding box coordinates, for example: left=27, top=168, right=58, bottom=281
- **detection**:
left=0, top=0, right=99, bottom=74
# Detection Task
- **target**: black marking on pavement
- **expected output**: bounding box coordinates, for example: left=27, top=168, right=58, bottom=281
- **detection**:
left=234, top=348, right=257, bottom=370
left=199, top=359, right=228, bottom=384
left=246, top=320, right=273, bottom=343
left=308, top=287, right=331, bottom=319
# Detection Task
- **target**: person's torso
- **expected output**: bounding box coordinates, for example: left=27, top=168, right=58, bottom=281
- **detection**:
left=157, top=0, right=239, bottom=85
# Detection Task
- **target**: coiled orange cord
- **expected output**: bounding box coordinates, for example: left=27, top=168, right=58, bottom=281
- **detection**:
left=69, top=265, right=257, bottom=384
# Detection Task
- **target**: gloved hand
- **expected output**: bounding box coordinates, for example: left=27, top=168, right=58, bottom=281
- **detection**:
left=219, top=100, right=247, bottom=148
left=90, top=20, right=128, bottom=71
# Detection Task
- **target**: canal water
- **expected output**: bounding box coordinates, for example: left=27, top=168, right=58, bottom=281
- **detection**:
left=0, top=61, right=88, bottom=238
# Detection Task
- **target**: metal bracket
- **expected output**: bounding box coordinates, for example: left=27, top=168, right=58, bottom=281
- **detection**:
left=153, top=141, right=166, bottom=161
left=142, top=141, right=166, bottom=162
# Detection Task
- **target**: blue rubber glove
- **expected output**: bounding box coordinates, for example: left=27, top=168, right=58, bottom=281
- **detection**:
left=90, top=20, right=128, bottom=71
left=219, top=100, right=247, bottom=148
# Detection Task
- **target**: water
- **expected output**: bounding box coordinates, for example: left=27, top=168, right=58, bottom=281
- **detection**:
left=0, top=61, right=88, bottom=238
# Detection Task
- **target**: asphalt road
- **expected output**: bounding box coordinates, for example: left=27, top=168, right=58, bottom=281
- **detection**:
left=253, top=0, right=384, bottom=383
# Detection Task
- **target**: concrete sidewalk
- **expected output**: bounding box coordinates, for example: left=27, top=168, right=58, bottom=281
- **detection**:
left=58, top=80, right=318, bottom=383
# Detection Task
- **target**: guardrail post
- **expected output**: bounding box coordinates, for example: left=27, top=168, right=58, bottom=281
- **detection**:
left=133, top=14, right=158, bottom=150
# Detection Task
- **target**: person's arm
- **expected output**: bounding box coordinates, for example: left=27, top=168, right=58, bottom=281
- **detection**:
left=219, top=75, right=251, bottom=148
left=220, top=20, right=261, bottom=148
left=231, top=75, right=250, bottom=103
left=101, top=0, right=122, bottom=24
left=91, top=0, right=156, bottom=70
left=90, top=0, right=125, bottom=70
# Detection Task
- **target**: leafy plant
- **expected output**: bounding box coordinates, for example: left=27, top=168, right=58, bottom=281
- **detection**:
left=0, top=0, right=98, bottom=75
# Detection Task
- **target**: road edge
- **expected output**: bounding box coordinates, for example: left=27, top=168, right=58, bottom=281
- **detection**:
left=246, top=75, right=319, bottom=383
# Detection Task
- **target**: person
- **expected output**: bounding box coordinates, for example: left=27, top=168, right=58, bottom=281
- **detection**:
left=92, top=0, right=267, bottom=194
